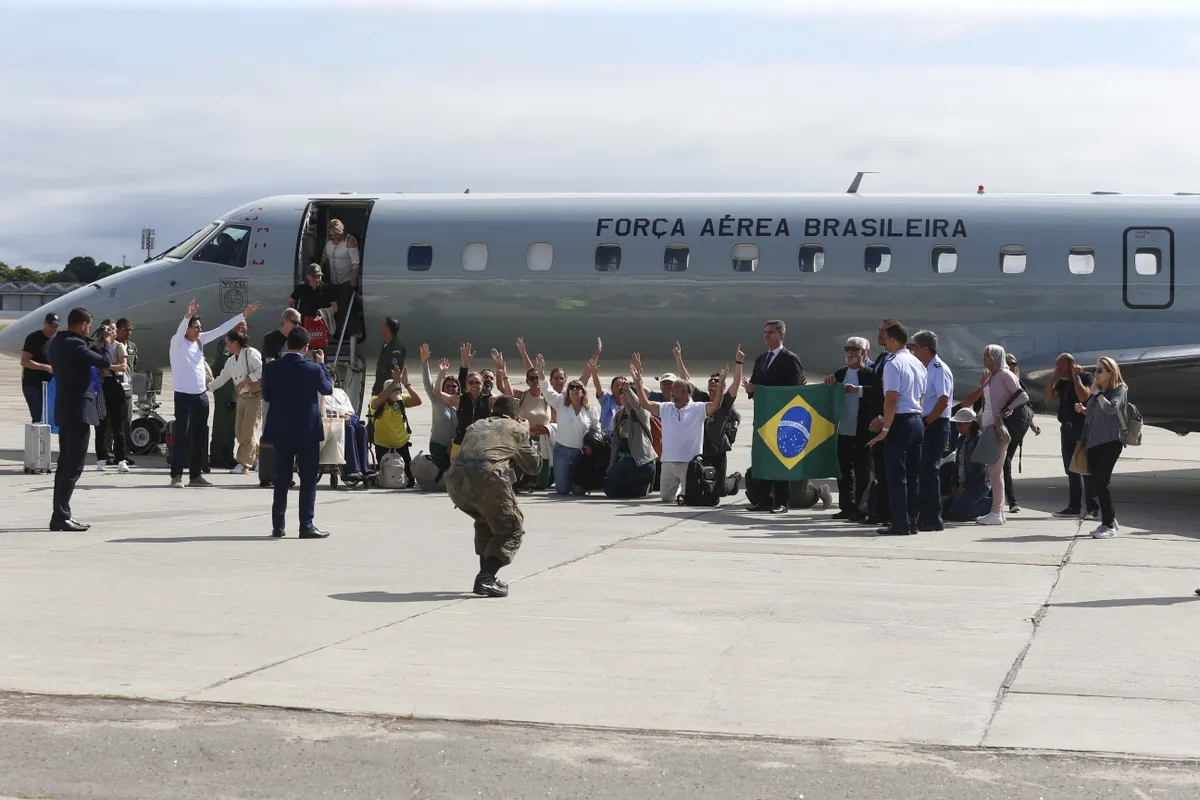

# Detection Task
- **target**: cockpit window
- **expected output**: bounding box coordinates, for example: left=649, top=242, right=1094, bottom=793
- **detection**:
left=162, top=222, right=220, bottom=261
left=193, top=225, right=251, bottom=268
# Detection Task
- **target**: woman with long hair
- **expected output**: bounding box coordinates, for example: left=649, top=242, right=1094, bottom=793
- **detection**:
left=419, top=344, right=459, bottom=470
left=1077, top=356, right=1129, bottom=539
left=537, top=353, right=600, bottom=496
left=966, top=344, right=1028, bottom=526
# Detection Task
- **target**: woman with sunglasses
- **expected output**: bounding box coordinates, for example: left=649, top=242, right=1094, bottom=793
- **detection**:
left=1075, top=357, right=1129, bottom=539
left=536, top=353, right=600, bottom=496
left=420, top=344, right=461, bottom=470
left=443, top=343, right=494, bottom=459
left=492, top=350, right=555, bottom=491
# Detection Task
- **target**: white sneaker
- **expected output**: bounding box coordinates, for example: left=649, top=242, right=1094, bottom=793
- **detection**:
left=1091, top=525, right=1116, bottom=539
left=818, top=484, right=833, bottom=510
left=95, top=460, right=106, bottom=471
left=230, top=464, right=245, bottom=475
left=976, top=512, right=1005, bottom=526
left=117, top=461, right=131, bottom=474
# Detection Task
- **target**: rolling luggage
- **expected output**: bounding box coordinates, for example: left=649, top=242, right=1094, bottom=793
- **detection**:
left=24, top=383, right=52, bottom=474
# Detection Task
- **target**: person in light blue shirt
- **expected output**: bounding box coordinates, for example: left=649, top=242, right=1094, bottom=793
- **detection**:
left=868, top=322, right=927, bottom=535
left=912, top=330, right=954, bottom=531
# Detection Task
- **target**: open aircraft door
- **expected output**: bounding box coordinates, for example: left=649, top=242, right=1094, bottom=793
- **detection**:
left=1123, top=227, right=1174, bottom=309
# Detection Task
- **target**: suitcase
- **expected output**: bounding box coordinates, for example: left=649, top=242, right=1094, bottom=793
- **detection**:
left=256, top=444, right=295, bottom=488
left=24, top=384, right=53, bottom=474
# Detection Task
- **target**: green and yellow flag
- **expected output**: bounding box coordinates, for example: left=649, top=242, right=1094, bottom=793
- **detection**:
left=752, top=384, right=843, bottom=481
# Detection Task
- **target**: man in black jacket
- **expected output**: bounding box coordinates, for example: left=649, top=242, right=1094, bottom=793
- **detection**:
left=744, top=319, right=805, bottom=513
left=826, top=337, right=876, bottom=521
left=47, top=307, right=114, bottom=531
left=862, top=318, right=899, bottom=527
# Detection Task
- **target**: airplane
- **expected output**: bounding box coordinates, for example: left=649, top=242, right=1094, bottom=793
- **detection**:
left=2, top=189, right=1199, bottom=456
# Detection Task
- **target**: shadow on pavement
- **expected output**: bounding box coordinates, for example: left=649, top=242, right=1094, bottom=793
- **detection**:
left=329, top=590, right=476, bottom=603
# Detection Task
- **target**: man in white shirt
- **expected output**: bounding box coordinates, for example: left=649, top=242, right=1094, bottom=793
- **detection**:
left=169, top=298, right=260, bottom=487
left=911, top=329, right=954, bottom=532
left=632, top=360, right=728, bottom=503
left=867, top=322, right=927, bottom=535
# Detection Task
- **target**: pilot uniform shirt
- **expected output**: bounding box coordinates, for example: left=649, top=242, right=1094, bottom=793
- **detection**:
left=373, top=391, right=412, bottom=449
left=921, top=356, right=954, bottom=419
left=883, top=349, right=926, bottom=415
left=659, top=401, right=708, bottom=463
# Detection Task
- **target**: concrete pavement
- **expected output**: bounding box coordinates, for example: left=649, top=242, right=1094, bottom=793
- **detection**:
left=1, top=354, right=1199, bottom=797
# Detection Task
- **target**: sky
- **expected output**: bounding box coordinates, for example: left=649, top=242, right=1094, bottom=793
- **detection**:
left=3, top=0, right=1200, bottom=271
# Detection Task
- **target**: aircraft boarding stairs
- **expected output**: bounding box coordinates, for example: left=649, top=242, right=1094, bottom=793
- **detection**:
left=324, top=292, right=368, bottom=417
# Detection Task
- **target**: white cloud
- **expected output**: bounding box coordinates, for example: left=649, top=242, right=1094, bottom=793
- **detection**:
left=5, top=58, right=1200, bottom=269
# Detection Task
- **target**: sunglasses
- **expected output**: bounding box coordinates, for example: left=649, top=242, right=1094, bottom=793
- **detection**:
left=467, top=380, right=482, bottom=386
left=844, top=346, right=859, bottom=352
left=1097, top=366, right=1108, bottom=373
left=526, top=375, right=538, bottom=382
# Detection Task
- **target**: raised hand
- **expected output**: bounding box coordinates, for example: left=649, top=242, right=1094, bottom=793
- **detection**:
left=391, top=364, right=402, bottom=382
left=516, top=337, right=528, bottom=354
left=629, top=362, right=642, bottom=382
left=419, top=343, right=431, bottom=364
left=187, top=299, right=199, bottom=317
left=491, top=347, right=504, bottom=364
left=400, top=366, right=410, bottom=385
left=437, top=357, right=451, bottom=372
left=244, top=300, right=260, bottom=317
left=672, top=340, right=682, bottom=360
left=631, top=352, right=643, bottom=373
left=535, top=353, right=546, bottom=372
left=595, top=337, right=603, bottom=355
left=460, top=342, right=474, bottom=365
left=735, top=342, right=744, bottom=364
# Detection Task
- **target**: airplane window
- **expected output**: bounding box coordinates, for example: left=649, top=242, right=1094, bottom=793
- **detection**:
left=798, top=244, right=824, bottom=273
left=163, top=222, right=219, bottom=260
left=931, top=245, right=957, bottom=274
left=865, top=245, right=891, bottom=273
left=1068, top=246, right=1095, bottom=275
left=595, top=244, right=621, bottom=272
left=462, top=243, right=488, bottom=271
left=193, top=225, right=250, bottom=268
left=732, top=243, right=758, bottom=273
left=527, top=243, right=553, bottom=271
left=1134, top=247, right=1161, bottom=276
left=408, top=244, right=433, bottom=271
left=664, top=244, right=690, bottom=273
left=1000, top=244, right=1027, bottom=274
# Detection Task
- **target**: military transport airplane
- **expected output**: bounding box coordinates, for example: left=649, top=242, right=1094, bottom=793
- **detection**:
left=2, top=190, right=1198, bottom=454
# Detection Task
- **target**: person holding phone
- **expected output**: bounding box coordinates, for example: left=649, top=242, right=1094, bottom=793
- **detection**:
left=1046, top=353, right=1098, bottom=520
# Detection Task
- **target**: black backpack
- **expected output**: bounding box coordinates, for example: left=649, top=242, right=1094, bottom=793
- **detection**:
left=678, top=455, right=720, bottom=507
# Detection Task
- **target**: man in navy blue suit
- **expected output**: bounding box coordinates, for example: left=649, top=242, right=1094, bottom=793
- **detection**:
left=261, top=325, right=333, bottom=538
left=47, top=307, right=114, bottom=531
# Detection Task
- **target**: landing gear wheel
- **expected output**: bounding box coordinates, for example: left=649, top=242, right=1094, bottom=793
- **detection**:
left=330, top=470, right=339, bottom=488
left=129, top=418, right=163, bottom=456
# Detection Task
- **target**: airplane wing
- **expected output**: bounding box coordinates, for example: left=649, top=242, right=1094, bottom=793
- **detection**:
left=1023, top=344, right=1200, bottom=434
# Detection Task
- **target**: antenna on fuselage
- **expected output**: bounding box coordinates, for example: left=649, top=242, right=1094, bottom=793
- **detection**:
left=464, top=189, right=470, bottom=194
left=846, top=171, right=877, bottom=194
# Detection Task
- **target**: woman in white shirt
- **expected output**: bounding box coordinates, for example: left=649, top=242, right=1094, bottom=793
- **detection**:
left=207, top=330, right=264, bottom=475
left=536, top=353, right=600, bottom=496
left=321, top=219, right=360, bottom=338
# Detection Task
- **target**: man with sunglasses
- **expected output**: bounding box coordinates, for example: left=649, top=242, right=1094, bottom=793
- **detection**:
left=20, top=312, right=59, bottom=423
left=826, top=337, right=875, bottom=520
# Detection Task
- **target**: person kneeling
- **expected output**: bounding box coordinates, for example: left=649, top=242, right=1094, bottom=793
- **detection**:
left=605, top=382, right=657, bottom=498
left=444, top=396, right=542, bottom=598
left=943, top=408, right=993, bottom=523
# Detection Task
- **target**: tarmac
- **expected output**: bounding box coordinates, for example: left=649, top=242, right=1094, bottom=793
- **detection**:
left=1, top=354, right=1198, bottom=798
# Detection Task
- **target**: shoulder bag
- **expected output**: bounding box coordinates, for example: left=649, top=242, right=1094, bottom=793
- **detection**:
left=1116, top=396, right=1143, bottom=446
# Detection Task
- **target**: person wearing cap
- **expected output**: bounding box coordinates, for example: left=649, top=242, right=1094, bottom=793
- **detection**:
left=288, top=263, right=337, bottom=320
left=20, top=312, right=60, bottom=422
left=943, top=407, right=993, bottom=522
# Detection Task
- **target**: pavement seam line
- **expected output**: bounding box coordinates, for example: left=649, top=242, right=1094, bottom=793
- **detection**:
left=177, top=510, right=709, bottom=702
left=979, top=533, right=1081, bottom=745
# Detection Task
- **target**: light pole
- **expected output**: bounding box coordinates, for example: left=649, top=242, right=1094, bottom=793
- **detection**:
left=141, top=228, right=156, bottom=262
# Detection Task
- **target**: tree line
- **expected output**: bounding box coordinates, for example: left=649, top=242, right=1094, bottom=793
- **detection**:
left=0, top=257, right=129, bottom=285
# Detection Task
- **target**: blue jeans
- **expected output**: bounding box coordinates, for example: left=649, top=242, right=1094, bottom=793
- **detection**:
left=944, top=485, right=992, bottom=522
left=604, top=456, right=655, bottom=498
left=23, top=384, right=46, bottom=423
left=552, top=443, right=585, bottom=495
left=885, top=413, right=923, bottom=529
left=919, top=418, right=949, bottom=527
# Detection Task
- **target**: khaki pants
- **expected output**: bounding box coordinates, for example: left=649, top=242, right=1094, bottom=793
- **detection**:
left=660, top=461, right=689, bottom=503
left=236, top=393, right=262, bottom=469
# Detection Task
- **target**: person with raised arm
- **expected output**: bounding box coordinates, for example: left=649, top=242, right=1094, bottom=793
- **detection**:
left=419, top=344, right=459, bottom=470
left=536, top=352, right=600, bottom=496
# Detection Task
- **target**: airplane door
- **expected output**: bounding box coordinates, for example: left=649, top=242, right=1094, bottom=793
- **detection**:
left=1123, top=227, right=1174, bottom=309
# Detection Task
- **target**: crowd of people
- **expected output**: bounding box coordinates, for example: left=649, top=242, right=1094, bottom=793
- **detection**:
left=23, top=302, right=1137, bottom=592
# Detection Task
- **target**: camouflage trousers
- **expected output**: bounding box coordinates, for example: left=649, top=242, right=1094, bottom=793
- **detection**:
left=446, top=467, right=526, bottom=567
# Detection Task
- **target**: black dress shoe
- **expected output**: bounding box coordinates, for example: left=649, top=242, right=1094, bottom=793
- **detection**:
left=770, top=505, right=789, bottom=514
left=298, top=527, right=329, bottom=539
left=876, top=525, right=914, bottom=536
left=271, top=528, right=285, bottom=538
left=918, top=523, right=944, bottom=532
left=744, top=503, right=771, bottom=512
left=49, top=518, right=88, bottom=532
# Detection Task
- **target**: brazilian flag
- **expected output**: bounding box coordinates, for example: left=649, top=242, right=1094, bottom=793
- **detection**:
left=752, top=384, right=843, bottom=481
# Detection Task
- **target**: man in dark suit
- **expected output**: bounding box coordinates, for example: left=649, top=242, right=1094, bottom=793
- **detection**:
left=261, top=326, right=333, bottom=539
left=47, top=307, right=114, bottom=531
left=743, top=318, right=806, bottom=513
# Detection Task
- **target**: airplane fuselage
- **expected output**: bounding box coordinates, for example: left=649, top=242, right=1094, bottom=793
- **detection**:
left=3, top=192, right=1198, bottom=430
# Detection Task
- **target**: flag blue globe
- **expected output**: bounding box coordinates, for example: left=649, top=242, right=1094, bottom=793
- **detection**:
left=776, top=405, right=812, bottom=459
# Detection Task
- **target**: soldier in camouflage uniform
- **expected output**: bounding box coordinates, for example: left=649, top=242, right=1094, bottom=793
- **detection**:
left=445, top=395, right=541, bottom=598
